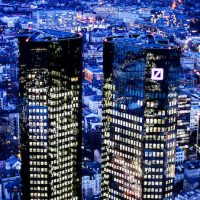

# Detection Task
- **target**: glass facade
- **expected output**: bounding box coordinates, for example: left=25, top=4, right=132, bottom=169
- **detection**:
left=18, top=30, right=82, bottom=200
left=102, top=35, right=180, bottom=200
left=177, top=89, right=191, bottom=150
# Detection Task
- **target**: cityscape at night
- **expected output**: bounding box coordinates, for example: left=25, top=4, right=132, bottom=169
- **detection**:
left=0, top=0, right=199, bottom=199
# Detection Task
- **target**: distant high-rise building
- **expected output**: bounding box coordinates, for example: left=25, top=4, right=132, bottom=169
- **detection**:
left=177, top=89, right=191, bottom=150
left=102, top=35, right=180, bottom=200
left=18, top=29, right=82, bottom=200
left=9, top=113, right=19, bottom=137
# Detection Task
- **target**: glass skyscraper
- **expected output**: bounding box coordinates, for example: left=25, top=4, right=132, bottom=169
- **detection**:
left=102, top=35, right=180, bottom=200
left=177, top=89, right=191, bottom=150
left=18, top=29, right=82, bottom=200
left=176, top=89, right=191, bottom=150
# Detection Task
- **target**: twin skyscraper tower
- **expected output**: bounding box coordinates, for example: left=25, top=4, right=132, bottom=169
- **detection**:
left=18, top=30, right=180, bottom=200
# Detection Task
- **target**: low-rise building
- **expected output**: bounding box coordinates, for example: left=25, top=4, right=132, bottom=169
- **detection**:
left=175, top=189, right=200, bottom=200
left=0, top=89, right=7, bottom=110
left=6, top=156, right=21, bottom=171
left=82, top=174, right=101, bottom=199
left=190, top=88, right=200, bottom=130
left=84, top=65, right=103, bottom=84
left=176, top=147, right=185, bottom=164
left=84, top=113, right=101, bottom=132
left=184, top=160, right=200, bottom=191
left=88, top=95, right=102, bottom=113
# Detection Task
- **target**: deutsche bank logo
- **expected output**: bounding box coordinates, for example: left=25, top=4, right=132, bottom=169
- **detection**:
left=151, top=68, right=164, bottom=80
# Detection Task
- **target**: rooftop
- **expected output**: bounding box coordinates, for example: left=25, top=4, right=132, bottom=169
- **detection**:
left=185, top=160, right=200, bottom=170
left=104, top=34, right=179, bottom=50
left=89, top=95, right=102, bottom=101
left=177, top=189, right=200, bottom=200
left=86, top=66, right=102, bottom=73
left=176, top=146, right=184, bottom=152
left=18, top=29, right=82, bottom=42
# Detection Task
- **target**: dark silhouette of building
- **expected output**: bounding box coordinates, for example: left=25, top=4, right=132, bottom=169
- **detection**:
left=18, top=29, right=82, bottom=200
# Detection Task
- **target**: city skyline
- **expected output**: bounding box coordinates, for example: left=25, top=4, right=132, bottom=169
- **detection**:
left=0, top=0, right=199, bottom=199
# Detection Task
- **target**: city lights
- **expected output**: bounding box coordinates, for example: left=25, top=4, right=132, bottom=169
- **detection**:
left=0, top=0, right=199, bottom=200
